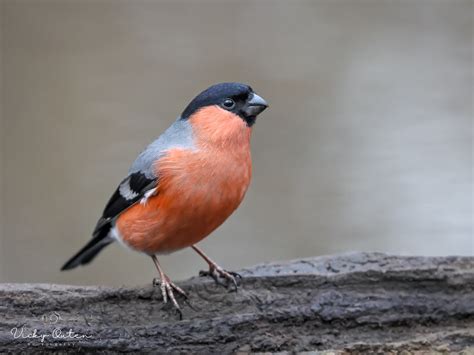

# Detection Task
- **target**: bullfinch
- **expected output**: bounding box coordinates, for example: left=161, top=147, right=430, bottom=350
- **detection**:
left=61, top=82, right=268, bottom=314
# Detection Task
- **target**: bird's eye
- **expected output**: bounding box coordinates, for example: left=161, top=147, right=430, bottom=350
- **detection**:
left=222, top=98, right=235, bottom=109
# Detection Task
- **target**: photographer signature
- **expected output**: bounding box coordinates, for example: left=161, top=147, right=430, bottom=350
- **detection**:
left=10, top=312, right=93, bottom=343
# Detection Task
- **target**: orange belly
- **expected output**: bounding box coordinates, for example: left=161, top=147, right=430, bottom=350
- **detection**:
left=115, top=148, right=251, bottom=254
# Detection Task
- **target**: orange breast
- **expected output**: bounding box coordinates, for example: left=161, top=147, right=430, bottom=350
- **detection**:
left=116, top=106, right=252, bottom=255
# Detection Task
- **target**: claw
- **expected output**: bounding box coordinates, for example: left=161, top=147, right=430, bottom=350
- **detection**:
left=228, top=271, right=242, bottom=279
left=154, top=276, right=187, bottom=297
left=191, top=246, right=242, bottom=291
left=200, top=266, right=241, bottom=291
left=153, top=275, right=187, bottom=319
left=174, top=308, right=183, bottom=320
left=151, top=255, right=188, bottom=320
left=199, top=269, right=225, bottom=286
left=170, top=280, right=188, bottom=299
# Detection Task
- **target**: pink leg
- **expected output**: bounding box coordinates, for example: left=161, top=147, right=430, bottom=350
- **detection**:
left=151, top=255, right=187, bottom=318
left=192, top=245, right=241, bottom=290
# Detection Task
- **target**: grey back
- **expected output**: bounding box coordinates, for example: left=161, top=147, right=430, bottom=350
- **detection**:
left=129, top=118, right=195, bottom=179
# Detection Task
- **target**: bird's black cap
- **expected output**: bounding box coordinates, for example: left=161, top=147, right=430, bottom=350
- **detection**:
left=181, top=82, right=268, bottom=126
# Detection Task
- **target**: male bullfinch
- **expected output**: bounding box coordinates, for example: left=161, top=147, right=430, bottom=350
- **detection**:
left=61, top=82, right=268, bottom=314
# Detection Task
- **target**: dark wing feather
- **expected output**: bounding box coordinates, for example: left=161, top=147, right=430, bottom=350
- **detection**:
left=93, top=172, right=158, bottom=235
left=61, top=172, right=158, bottom=271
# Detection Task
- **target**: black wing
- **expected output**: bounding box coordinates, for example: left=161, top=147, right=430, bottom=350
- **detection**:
left=93, top=172, right=158, bottom=234
left=61, top=171, right=158, bottom=271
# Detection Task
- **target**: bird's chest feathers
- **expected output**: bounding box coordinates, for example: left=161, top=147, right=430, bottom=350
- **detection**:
left=159, top=108, right=253, bottom=212
left=194, top=149, right=251, bottom=203
left=159, top=146, right=252, bottom=214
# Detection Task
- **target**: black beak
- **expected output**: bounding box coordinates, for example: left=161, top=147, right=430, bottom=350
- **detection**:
left=244, top=93, right=268, bottom=117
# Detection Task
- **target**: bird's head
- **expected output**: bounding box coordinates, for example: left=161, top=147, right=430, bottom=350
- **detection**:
left=181, top=82, right=268, bottom=128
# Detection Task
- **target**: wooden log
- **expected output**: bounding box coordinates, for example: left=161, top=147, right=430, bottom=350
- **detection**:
left=0, top=252, right=473, bottom=353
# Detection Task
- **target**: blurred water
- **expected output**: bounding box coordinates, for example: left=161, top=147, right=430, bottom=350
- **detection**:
left=0, top=0, right=472, bottom=286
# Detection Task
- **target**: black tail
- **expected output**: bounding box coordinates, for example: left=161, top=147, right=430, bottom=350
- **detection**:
left=61, top=227, right=113, bottom=271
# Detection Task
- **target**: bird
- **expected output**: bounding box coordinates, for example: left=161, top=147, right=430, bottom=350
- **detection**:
left=61, top=82, right=268, bottom=315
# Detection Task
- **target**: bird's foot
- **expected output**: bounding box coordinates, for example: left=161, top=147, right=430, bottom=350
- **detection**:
left=199, top=264, right=242, bottom=291
left=152, top=276, right=187, bottom=319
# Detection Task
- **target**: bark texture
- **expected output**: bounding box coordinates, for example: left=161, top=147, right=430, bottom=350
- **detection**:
left=0, top=252, right=473, bottom=354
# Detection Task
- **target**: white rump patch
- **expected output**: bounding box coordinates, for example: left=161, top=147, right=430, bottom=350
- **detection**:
left=119, top=179, right=139, bottom=200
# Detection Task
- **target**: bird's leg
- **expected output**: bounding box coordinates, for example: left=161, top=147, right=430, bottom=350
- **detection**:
left=151, top=255, right=187, bottom=317
left=192, top=245, right=242, bottom=290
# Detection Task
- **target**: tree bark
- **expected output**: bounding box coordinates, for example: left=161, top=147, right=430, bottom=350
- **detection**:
left=0, top=252, right=473, bottom=354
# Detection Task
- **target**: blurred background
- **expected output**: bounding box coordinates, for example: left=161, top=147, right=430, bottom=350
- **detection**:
left=0, top=0, right=472, bottom=286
